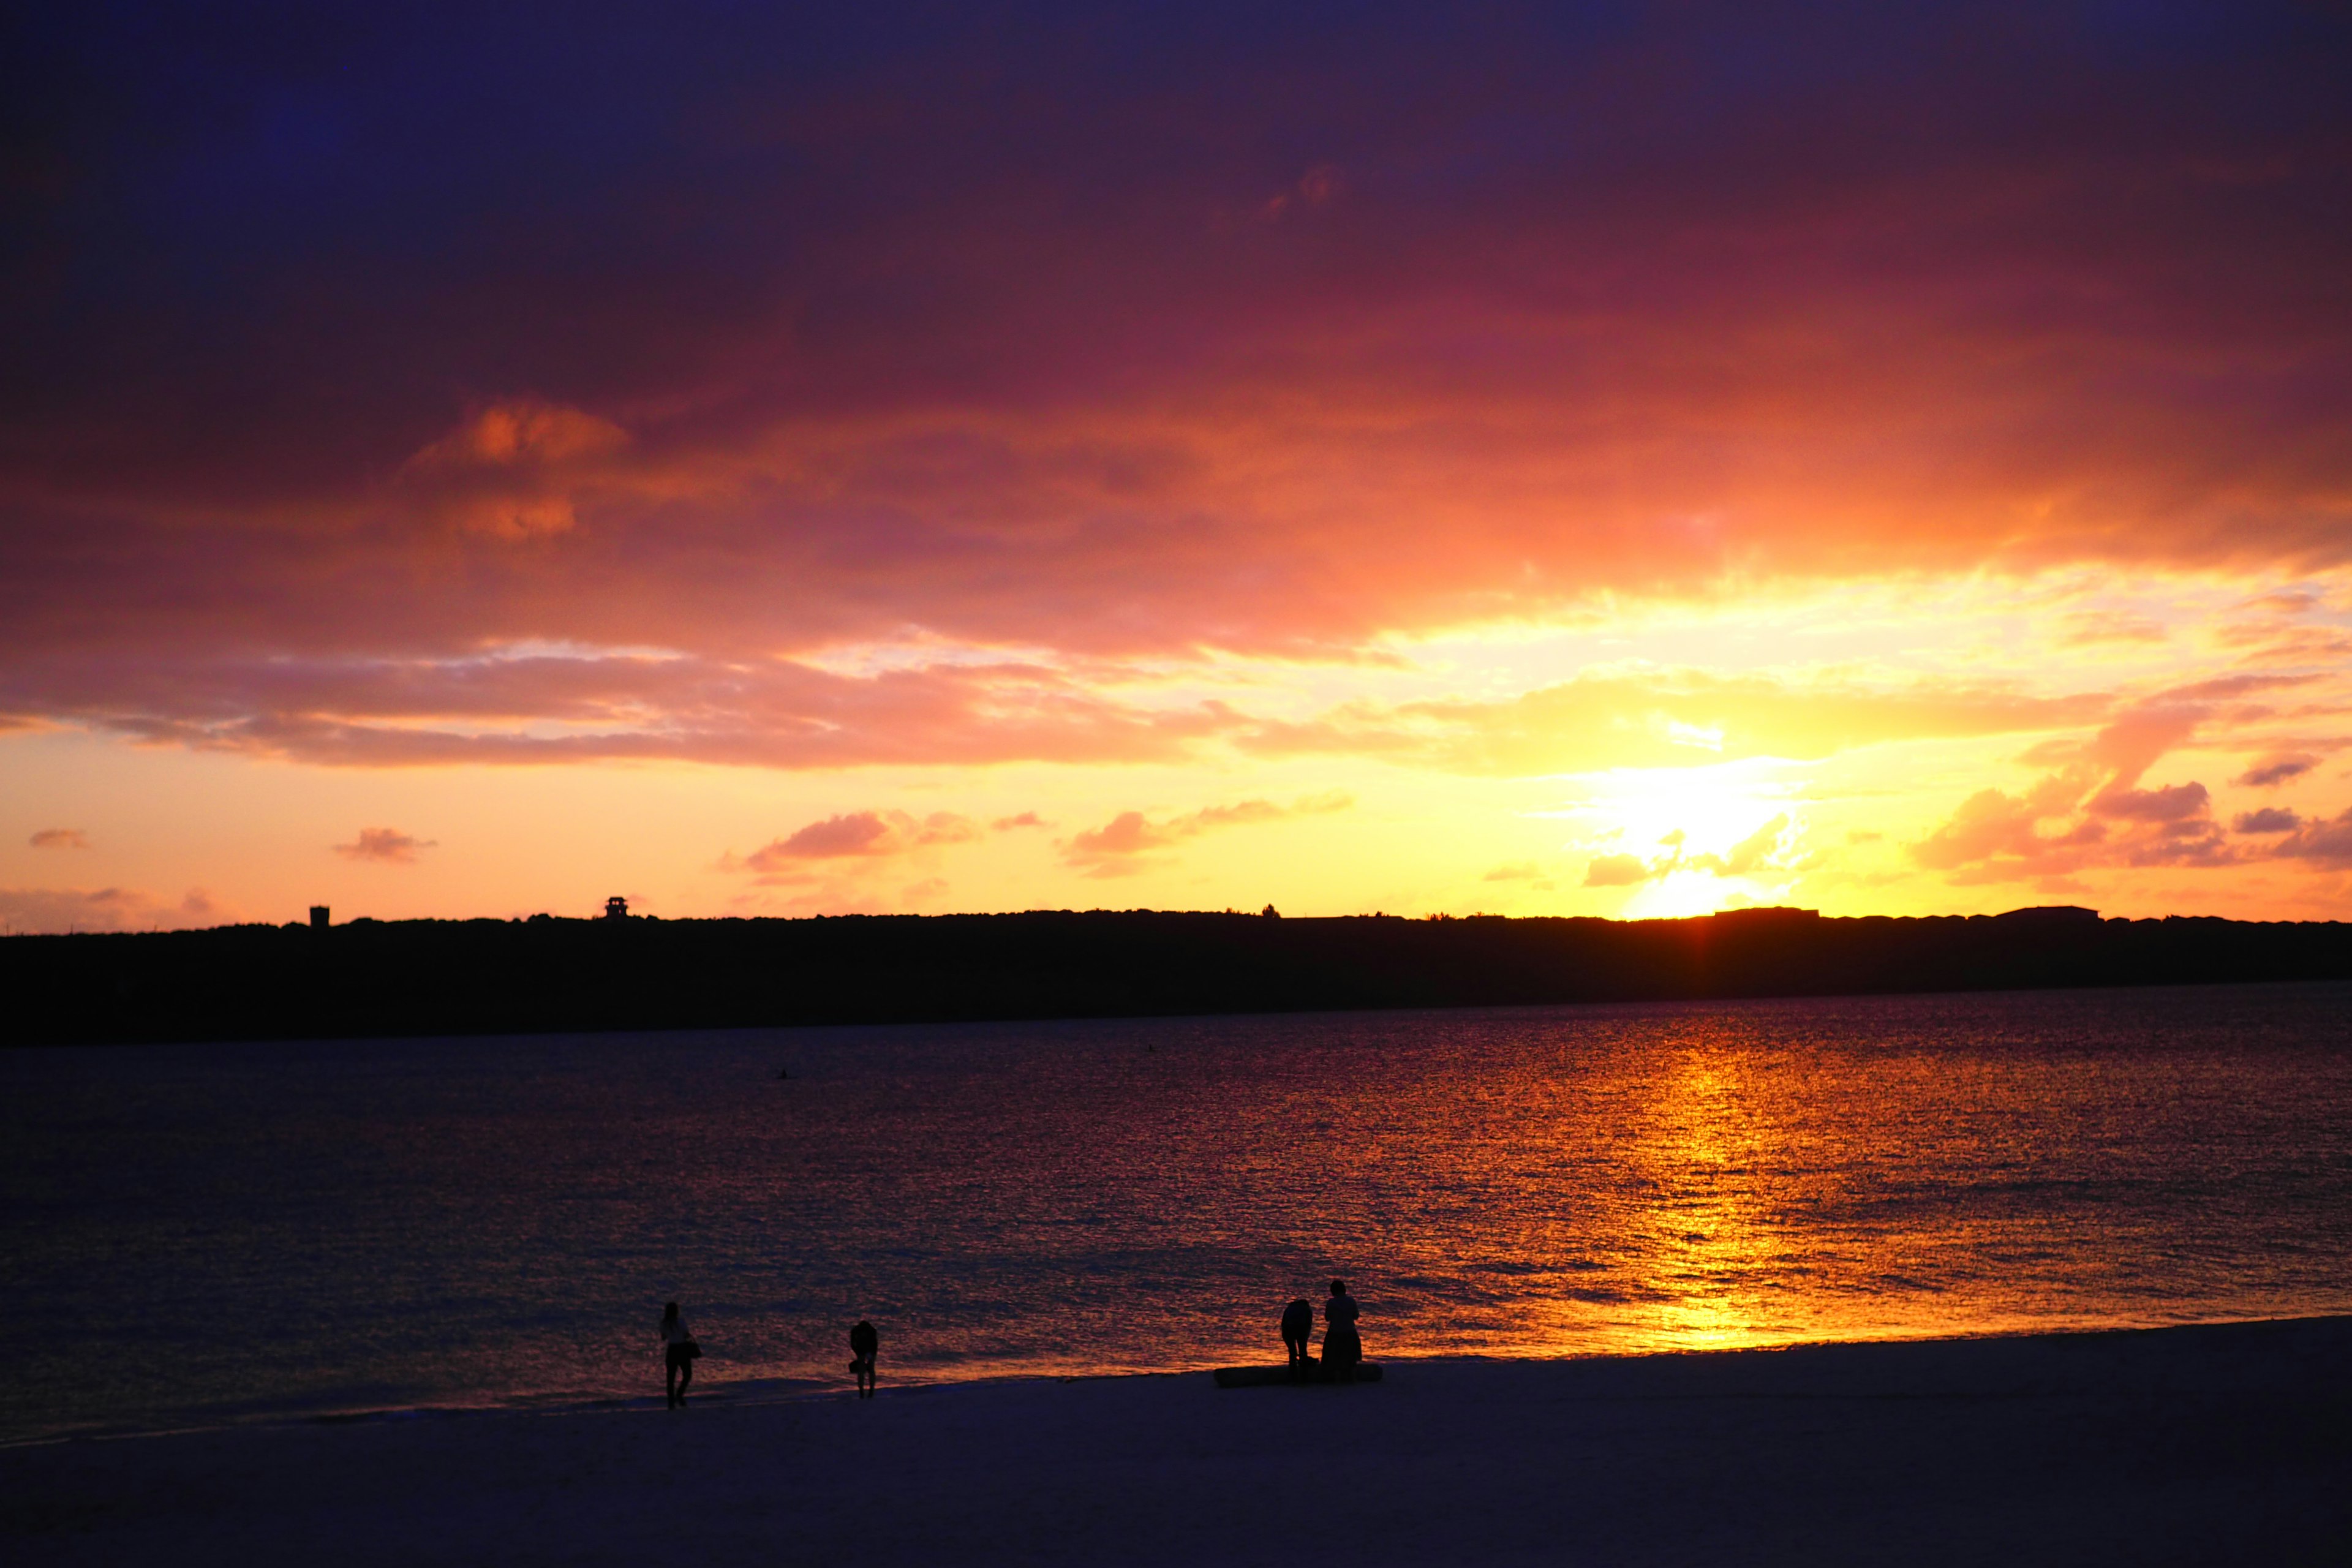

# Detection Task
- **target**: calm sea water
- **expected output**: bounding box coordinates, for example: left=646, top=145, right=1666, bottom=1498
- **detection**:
left=5, top=984, right=2351, bottom=1444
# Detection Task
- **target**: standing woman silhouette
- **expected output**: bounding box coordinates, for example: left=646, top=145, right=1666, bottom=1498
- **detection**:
left=1322, top=1280, right=1362, bottom=1382
left=660, top=1302, right=699, bottom=1407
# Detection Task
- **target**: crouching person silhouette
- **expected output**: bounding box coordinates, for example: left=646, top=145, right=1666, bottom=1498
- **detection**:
left=850, top=1319, right=880, bottom=1398
left=1281, top=1297, right=1316, bottom=1376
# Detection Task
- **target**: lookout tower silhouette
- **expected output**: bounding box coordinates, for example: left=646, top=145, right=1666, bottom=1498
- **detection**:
left=605, top=895, right=628, bottom=921
left=309, top=905, right=330, bottom=930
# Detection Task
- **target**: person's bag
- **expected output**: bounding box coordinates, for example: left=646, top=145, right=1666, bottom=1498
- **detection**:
left=682, top=1339, right=703, bottom=1360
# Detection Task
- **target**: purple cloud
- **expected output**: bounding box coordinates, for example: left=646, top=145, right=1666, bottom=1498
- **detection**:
left=1060, top=793, right=1351, bottom=876
left=2234, top=753, right=2321, bottom=789
left=334, top=827, right=435, bottom=864
left=4, top=6, right=2351, bottom=774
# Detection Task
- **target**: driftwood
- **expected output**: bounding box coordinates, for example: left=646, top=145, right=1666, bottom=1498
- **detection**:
left=1212, top=1362, right=1383, bottom=1388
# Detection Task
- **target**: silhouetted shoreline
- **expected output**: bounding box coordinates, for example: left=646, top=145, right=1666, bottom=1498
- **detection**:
left=7, top=903, right=2351, bottom=1047
left=7, top=1316, right=2347, bottom=1564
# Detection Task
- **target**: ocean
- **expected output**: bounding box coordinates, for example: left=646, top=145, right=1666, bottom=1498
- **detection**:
left=5, top=982, right=2350, bottom=1444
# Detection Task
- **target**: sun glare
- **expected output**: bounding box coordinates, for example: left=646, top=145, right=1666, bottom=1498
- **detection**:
left=1619, top=870, right=1741, bottom=920
left=1556, top=760, right=1807, bottom=915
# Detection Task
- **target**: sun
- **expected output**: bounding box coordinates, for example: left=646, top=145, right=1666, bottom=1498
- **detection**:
left=1561, top=760, right=1807, bottom=915
left=1617, top=867, right=1739, bottom=919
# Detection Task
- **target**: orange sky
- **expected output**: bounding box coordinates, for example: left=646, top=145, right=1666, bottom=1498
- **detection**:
left=6, top=5, right=2351, bottom=930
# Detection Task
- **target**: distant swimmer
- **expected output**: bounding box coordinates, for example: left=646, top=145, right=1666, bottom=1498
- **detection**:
left=660, top=1301, right=701, bottom=1408
left=1280, top=1297, right=1315, bottom=1374
left=1322, top=1280, right=1362, bottom=1383
left=777, top=1068, right=790, bottom=1080
left=849, top=1319, right=880, bottom=1398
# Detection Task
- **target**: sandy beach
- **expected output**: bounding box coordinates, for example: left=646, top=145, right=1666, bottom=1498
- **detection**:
left=7, top=1316, right=2349, bottom=1566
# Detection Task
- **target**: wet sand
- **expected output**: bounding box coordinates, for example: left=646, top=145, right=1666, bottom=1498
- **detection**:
left=7, top=1316, right=2350, bottom=1566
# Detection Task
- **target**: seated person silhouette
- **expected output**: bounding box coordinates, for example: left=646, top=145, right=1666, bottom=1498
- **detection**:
left=1322, top=1280, right=1362, bottom=1382
left=1280, top=1297, right=1315, bottom=1374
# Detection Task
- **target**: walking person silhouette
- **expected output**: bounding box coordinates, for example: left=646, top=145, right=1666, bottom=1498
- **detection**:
left=849, top=1319, right=880, bottom=1398
left=1321, top=1280, right=1362, bottom=1382
left=660, top=1301, right=700, bottom=1408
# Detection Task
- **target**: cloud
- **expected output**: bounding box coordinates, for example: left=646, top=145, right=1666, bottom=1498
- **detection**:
left=4, top=6, right=2351, bottom=778
left=333, top=827, right=435, bottom=864
left=1581, top=854, right=1654, bottom=889
left=2089, top=781, right=2211, bottom=823
left=1910, top=701, right=2242, bottom=882
left=1063, top=813, right=1159, bottom=864
left=407, top=403, right=629, bottom=472
left=1483, top=862, right=1544, bottom=882
left=719, top=804, right=1060, bottom=902
left=1692, top=815, right=1793, bottom=877
left=1239, top=672, right=2113, bottom=777
left=760, top=813, right=899, bottom=860
left=1912, top=782, right=2108, bottom=876
left=2224, top=627, right=2352, bottom=667
left=0, top=885, right=226, bottom=933
left=0, top=649, right=1237, bottom=771
left=2211, top=589, right=2352, bottom=668
left=2234, top=753, right=2320, bottom=788
left=741, top=809, right=983, bottom=870
left=1580, top=815, right=1796, bottom=889
left=1060, top=791, right=1352, bottom=876
left=0, top=639, right=2159, bottom=794
left=2233, top=807, right=2302, bottom=834
left=2268, top=809, right=2352, bottom=867
left=29, top=828, right=89, bottom=849
left=398, top=401, right=630, bottom=540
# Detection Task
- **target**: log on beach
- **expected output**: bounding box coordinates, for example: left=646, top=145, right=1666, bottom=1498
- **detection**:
left=1212, top=1363, right=1384, bottom=1387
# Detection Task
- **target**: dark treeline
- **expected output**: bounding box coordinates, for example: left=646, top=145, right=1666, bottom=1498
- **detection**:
left=7, top=903, right=2352, bottom=1047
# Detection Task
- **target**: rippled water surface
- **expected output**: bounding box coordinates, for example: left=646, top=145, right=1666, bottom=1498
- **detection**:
left=6, top=983, right=2351, bottom=1441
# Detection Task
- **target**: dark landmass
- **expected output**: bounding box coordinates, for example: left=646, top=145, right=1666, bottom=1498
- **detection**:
left=7, top=902, right=2352, bottom=1046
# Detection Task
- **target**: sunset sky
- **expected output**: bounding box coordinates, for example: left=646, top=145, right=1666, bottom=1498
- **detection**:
left=6, top=3, right=2352, bottom=930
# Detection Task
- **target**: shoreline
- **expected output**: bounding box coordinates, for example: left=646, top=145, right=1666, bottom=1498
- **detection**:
left=15, top=1309, right=2346, bottom=1453
left=12, top=1315, right=2350, bottom=1564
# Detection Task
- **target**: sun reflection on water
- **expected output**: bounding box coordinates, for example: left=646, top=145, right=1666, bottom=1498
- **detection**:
left=1624, top=1050, right=1776, bottom=1349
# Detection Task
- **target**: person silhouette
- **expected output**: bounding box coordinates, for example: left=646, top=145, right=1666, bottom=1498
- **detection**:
left=849, top=1319, right=880, bottom=1398
left=1280, top=1297, right=1315, bottom=1375
left=1321, top=1280, right=1362, bottom=1383
left=660, top=1301, right=699, bottom=1408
